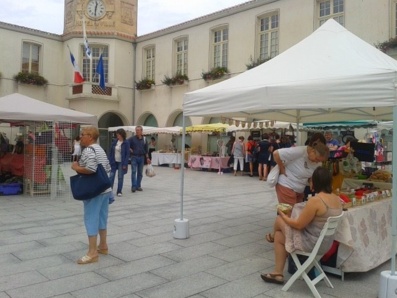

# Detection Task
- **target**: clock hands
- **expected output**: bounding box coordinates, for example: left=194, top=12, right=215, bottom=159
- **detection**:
left=94, top=1, right=98, bottom=17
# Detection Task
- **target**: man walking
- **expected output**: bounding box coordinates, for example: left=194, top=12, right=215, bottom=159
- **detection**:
left=128, top=126, right=151, bottom=192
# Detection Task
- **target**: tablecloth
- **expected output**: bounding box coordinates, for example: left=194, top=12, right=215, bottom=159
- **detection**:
left=151, top=152, right=182, bottom=166
left=188, top=155, right=229, bottom=170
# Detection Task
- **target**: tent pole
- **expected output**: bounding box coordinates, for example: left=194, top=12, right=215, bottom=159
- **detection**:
left=391, top=105, right=397, bottom=275
left=173, top=113, right=189, bottom=239
left=180, top=115, right=186, bottom=220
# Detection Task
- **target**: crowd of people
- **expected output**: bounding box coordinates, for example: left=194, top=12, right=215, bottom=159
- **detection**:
left=71, top=126, right=343, bottom=296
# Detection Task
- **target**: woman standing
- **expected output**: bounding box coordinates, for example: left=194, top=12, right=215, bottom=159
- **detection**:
left=108, top=128, right=129, bottom=197
left=257, top=133, right=272, bottom=181
left=71, top=126, right=112, bottom=264
left=232, top=136, right=245, bottom=176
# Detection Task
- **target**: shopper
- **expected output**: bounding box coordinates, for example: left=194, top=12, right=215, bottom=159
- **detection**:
left=232, top=136, right=245, bottom=176
left=128, top=126, right=151, bottom=192
left=108, top=128, right=129, bottom=197
left=71, top=126, right=111, bottom=264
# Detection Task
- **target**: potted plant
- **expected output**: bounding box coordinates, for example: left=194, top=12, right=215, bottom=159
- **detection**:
left=162, top=72, right=189, bottom=86
left=201, top=66, right=229, bottom=81
left=14, top=71, right=48, bottom=86
left=375, top=37, right=397, bottom=53
left=246, top=57, right=271, bottom=70
left=135, top=78, right=155, bottom=90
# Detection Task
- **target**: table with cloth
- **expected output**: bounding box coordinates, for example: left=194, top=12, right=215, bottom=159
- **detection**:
left=188, top=155, right=229, bottom=171
left=286, top=181, right=392, bottom=280
left=151, top=152, right=182, bottom=166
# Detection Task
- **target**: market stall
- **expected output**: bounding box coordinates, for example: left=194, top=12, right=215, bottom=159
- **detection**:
left=0, top=93, right=97, bottom=199
left=180, top=18, right=397, bottom=286
left=188, top=155, right=229, bottom=172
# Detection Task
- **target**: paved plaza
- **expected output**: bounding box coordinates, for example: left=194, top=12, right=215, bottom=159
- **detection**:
left=0, top=165, right=390, bottom=298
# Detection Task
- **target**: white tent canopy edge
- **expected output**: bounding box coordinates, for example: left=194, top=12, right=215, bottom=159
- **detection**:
left=181, top=19, right=397, bottom=284
left=0, top=93, right=97, bottom=125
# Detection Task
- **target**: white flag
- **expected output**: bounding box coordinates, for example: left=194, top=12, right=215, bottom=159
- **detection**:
left=82, top=16, right=92, bottom=59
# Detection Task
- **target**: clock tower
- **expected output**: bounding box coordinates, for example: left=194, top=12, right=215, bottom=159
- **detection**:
left=63, top=0, right=137, bottom=40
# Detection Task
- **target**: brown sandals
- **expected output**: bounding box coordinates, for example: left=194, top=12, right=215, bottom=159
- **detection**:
left=261, top=273, right=284, bottom=284
left=265, top=233, right=274, bottom=243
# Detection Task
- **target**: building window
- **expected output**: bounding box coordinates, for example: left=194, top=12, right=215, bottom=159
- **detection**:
left=318, top=0, right=344, bottom=26
left=145, top=46, right=155, bottom=80
left=212, top=27, right=228, bottom=68
left=22, top=42, right=41, bottom=74
left=259, top=13, right=279, bottom=61
left=175, top=38, right=188, bottom=75
left=82, top=45, right=108, bottom=84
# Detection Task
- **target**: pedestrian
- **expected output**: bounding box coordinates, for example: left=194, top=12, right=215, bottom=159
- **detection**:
left=72, top=136, right=81, bottom=162
left=245, top=135, right=257, bottom=177
left=71, top=126, right=111, bottom=264
left=128, top=126, right=151, bottom=192
left=148, top=137, right=156, bottom=160
left=257, top=133, right=272, bottom=181
left=232, top=136, right=245, bottom=176
left=108, top=128, right=129, bottom=197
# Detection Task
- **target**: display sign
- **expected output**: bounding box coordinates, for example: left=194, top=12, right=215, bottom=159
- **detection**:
left=350, top=142, right=375, bottom=162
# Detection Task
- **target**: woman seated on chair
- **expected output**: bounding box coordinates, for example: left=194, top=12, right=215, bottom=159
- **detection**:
left=261, top=166, right=342, bottom=285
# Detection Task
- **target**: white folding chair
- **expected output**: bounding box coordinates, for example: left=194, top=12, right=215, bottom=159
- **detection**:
left=282, top=212, right=344, bottom=298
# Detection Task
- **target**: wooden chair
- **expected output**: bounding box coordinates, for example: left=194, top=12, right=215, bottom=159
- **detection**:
left=282, top=212, right=344, bottom=298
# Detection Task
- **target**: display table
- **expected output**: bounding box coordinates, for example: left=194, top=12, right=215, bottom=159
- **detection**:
left=151, top=152, right=182, bottom=166
left=323, top=178, right=393, bottom=279
left=289, top=192, right=392, bottom=280
left=188, top=155, right=229, bottom=171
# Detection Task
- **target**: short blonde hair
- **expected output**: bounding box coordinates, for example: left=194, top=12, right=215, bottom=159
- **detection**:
left=82, top=126, right=99, bottom=141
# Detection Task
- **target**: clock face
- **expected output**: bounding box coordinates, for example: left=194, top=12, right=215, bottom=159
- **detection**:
left=87, top=0, right=106, bottom=19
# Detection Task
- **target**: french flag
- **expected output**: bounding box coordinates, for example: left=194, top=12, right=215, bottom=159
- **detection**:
left=69, top=50, right=84, bottom=84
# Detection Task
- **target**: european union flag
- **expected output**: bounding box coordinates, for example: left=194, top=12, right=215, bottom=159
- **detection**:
left=96, top=54, right=105, bottom=90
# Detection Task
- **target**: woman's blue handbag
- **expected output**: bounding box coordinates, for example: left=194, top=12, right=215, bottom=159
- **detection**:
left=70, top=163, right=111, bottom=200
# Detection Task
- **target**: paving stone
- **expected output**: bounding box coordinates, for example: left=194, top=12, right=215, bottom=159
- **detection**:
left=212, top=231, right=263, bottom=247
left=111, top=241, right=182, bottom=262
left=0, top=255, right=68, bottom=278
left=151, top=255, right=227, bottom=281
left=5, top=272, right=107, bottom=298
left=162, top=242, right=229, bottom=262
left=136, top=272, right=227, bottom=298
left=13, top=242, right=87, bottom=260
left=0, top=271, right=48, bottom=291
left=2, top=231, right=62, bottom=245
left=205, top=257, right=273, bottom=281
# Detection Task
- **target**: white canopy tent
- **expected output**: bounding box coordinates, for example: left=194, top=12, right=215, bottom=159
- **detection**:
left=180, top=20, right=397, bottom=285
left=0, top=93, right=97, bottom=199
left=0, top=93, right=97, bottom=125
left=108, top=126, right=182, bottom=135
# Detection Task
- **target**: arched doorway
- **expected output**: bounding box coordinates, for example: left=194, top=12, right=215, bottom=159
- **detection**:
left=98, top=112, right=125, bottom=154
left=143, top=114, right=158, bottom=127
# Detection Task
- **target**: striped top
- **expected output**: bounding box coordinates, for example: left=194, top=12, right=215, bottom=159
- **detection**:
left=79, top=144, right=111, bottom=193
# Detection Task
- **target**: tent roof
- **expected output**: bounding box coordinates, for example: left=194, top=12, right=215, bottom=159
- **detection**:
left=0, top=93, right=97, bottom=125
left=183, top=20, right=397, bottom=122
left=185, top=123, right=229, bottom=133
left=108, top=126, right=182, bottom=135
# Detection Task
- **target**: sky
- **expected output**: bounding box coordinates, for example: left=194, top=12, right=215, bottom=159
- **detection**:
left=0, top=0, right=249, bottom=36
